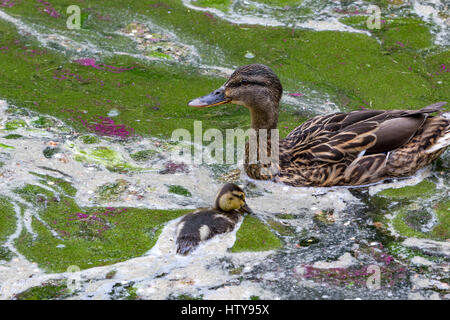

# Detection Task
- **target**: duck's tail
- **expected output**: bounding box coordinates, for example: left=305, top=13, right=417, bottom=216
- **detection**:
left=425, top=113, right=450, bottom=154
left=412, top=101, right=447, bottom=115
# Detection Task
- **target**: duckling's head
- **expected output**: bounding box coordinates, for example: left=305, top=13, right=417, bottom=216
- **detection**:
left=189, top=64, right=283, bottom=129
left=214, top=183, right=252, bottom=214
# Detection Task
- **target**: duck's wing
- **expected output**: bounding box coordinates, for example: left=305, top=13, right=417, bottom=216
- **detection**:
left=284, top=103, right=445, bottom=166
left=285, top=109, right=385, bottom=141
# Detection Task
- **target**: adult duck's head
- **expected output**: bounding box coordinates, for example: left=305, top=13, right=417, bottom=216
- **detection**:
left=188, top=64, right=283, bottom=129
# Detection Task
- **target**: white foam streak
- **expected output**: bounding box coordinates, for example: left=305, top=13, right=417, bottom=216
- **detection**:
left=182, top=0, right=370, bottom=35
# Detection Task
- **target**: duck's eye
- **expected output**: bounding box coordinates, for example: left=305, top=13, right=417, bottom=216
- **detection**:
left=241, top=79, right=249, bottom=85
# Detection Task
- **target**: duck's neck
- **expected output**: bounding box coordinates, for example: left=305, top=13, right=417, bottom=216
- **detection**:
left=212, top=205, right=241, bottom=221
left=248, top=101, right=279, bottom=130
left=244, top=100, right=281, bottom=181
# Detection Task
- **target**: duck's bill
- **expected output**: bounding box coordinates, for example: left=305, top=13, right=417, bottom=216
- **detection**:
left=239, top=203, right=253, bottom=214
left=188, top=87, right=231, bottom=108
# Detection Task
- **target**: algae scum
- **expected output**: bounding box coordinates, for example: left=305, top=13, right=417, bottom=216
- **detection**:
left=0, top=0, right=449, bottom=300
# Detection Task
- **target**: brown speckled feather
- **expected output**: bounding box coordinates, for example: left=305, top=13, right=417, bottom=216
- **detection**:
left=256, top=103, right=449, bottom=186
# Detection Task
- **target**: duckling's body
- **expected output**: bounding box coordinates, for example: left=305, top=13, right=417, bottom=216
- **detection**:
left=176, top=209, right=241, bottom=255
left=176, top=183, right=251, bottom=255
left=189, top=64, right=450, bottom=187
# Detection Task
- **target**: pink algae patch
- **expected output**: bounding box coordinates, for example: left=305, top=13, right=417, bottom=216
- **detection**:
left=160, top=161, right=188, bottom=174
left=0, top=0, right=18, bottom=8
left=74, top=58, right=136, bottom=73
left=81, top=116, right=135, bottom=138
left=61, top=109, right=135, bottom=139
left=0, top=39, right=47, bottom=57
left=66, top=208, right=128, bottom=237
left=36, top=0, right=61, bottom=18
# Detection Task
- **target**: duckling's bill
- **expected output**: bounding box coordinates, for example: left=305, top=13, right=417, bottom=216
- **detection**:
left=188, top=86, right=231, bottom=108
left=239, top=202, right=253, bottom=214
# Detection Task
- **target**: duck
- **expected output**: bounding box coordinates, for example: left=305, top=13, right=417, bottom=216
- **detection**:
left=188, top=64, right=450, bottom=187
left=176, top=183, right=252, bottom=255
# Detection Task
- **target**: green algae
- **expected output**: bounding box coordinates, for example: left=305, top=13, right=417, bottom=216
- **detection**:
left=137, top=0, right=449, bottom=112
left=96, top=179, right=129, bottom=202
left=229, top=265, right=244, bottom=275
left=254, top=0, right=304, bottom=6
left=0, top=143, right=14, bottom=149
left=378, top=19, right=433, bottom=50
left=13, top=182, right=189, bottom=273
left=125, top=286, right=139, bottom=300
left=167, top=185, right=192, bottom=197
left=0, top=246, right=14, bottom=261
left=90, top=146, right=118, bottom=160
left=31, top=116, right=55, bottom=128
left=266, top=218, right=296, bottom=236
left=0, top=197, right=16, bottom=258
left=276, top=213, right=297, bottom=219
left=392, top=200, right=449, bottom=241
left=173, top=294, right=203, bottom=300
left=4, top=119, right=27, bottom=131
left=313, top=209, right=336, bottom=225
left=432, top=201, right=450, bottom=240
left=387, top=242, right=444, bottom=263
left=3, top=134, right=22, bottom=139
left=14, top=281, right=72, bottom=300
left=147, top=51, right=174, bottom=60
left=231, top=215, right=282, bottom=252
left=0, top=2, right=447, bottom=143
left=130, top=149, right=159, bottom=162
left=193, top=0, right=231, bottom=12
left=79, top=135, right=101, bottom=144
left=0, top=1, right=447, bottom=300
left=29, top=172, right=77, bottom=197
left=377, top=180, right=436, bottom=200
left=73, top=146, right=144, bottom=173
left=362, top=0, right=393, bottom=8
left=340, top=16, right=433, bottom=50
left=43, top=146, right=60, bottom=158
left=109, top=281, right=140, bottom=300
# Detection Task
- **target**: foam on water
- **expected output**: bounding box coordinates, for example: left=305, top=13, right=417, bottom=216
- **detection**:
left=0, top=85, right=448, bottom=299
left=0, top=8, right=373, bottom=118
left=0, top=210, right=275, bottom=299
left=0, top=9, right=101, bottom=55
left=412, top=0, right=449, bottom=46
left=182, top=0, right=370, bottom=35
left=182, top=0, right=449, bottom=46
left=0, top=8, right=229, bottom=79
left=0, top=99, right=361, bottom=298
left=0, top=1, right=448, bottom=298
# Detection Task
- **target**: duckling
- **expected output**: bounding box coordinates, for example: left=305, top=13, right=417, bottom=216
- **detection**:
left=189, top=64, right=450, bottom=187
left=176, top=183, right=252, bottom=255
